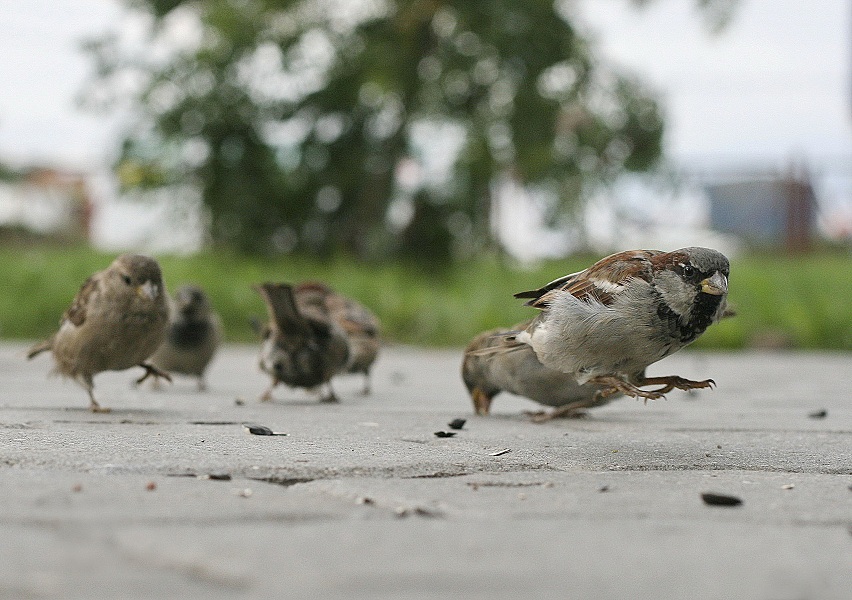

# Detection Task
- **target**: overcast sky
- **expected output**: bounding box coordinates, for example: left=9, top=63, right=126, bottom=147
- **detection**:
left=577, top=0, right=852, bottom=171
left=0, top=0, right=849, bottom=171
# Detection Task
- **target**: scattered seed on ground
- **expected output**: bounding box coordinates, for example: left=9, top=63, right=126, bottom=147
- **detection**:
left=243, top=424, right=288, bottom=436
left=808, top=409, right=827, bottom=419
left=434, top=431, right=456, bottom=438
left=701, top=492, right=743, bottom=506
left=448, top=418, right=466, bottom=430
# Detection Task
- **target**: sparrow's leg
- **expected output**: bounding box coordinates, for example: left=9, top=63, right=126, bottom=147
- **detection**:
left=637, top=375, right=715, bottom=394
left=81, top=375, right=110, bottom=413
left=360, top=373, right=371, bottom=396
left=136, top=362, right=173, bottom=386
left=196, top=377, right=207, bottom=392
left=588, top=375, right=666, bottom=403
left=259, top=378, right=278, bottom=402
left=318, top=382, right=339, bottom=403
left=529, top=402, right=592, bottom=423
left=471, top=387, right=494, bottom=416
left=529, top=394, right=616, bottom=422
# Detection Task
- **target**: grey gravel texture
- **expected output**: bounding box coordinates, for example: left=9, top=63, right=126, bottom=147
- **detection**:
left=1, top=343, right=850, bottom=599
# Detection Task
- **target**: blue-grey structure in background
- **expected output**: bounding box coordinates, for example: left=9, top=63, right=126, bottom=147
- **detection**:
left=705, top=173, right=815, bottom=251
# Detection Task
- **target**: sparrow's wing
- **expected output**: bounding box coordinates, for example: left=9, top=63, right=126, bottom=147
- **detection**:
left=64, top=274, right=101, bottom=327
left=332, top=296, right=380, bottom=338
left=514, top=270, right=584, bottom=301
left=518, top=249, right=665, bottom=309
left=254, top=283, right=312, bottom=338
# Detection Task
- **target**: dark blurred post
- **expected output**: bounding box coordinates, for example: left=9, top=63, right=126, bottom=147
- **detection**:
left=783, top=165, right=815, bottom=253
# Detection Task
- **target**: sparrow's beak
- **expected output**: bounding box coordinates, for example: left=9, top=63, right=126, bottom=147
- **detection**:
left=137, top=280, right=159, bottom=300
left=700, top=271, right=728, bottom=296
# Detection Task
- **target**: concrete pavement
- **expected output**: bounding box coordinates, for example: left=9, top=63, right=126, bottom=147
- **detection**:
left=1, top=343, right=850, bottom=599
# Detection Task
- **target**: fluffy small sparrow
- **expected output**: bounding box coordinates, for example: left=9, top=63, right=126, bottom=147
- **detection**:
left=502, top=247, right=729, bottom=401
left=297, top=282, right=381, bottom=395
left=148, top=285, right=223, bottom=391
left=254, top=282, right=350, bottom=403
left=27, top=254, right=170, bottom=412
left=463, top=322, right=626, bottom=420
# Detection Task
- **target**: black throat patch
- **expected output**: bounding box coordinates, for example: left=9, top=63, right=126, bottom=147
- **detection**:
left=656, top=291, right=723, bottom=345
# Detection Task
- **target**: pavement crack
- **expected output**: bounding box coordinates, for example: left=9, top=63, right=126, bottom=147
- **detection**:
left=604, top=464, right=852, bottom=475
left=248, top=475, right=314, bottom=487
left=406, top=471, right=469, bottom=479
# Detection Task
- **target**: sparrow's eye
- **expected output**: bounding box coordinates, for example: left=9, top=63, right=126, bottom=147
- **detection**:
left=682, top=265, right=695, bottom=278
left=121, top=274, right=132, bottom=285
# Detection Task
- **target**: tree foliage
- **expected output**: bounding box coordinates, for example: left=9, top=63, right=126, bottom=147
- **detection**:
left=82, top=0, right=731, bottom=259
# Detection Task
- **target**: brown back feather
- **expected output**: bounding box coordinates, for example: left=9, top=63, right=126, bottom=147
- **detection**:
left=515, top=249, right=666, bottom=309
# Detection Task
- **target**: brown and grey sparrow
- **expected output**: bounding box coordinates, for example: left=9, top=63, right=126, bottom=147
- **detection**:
left=296, top=282, right=380, bottom=395
left=495, top=247, right=729, bottom=401
left=463, top=322, right=629, bottom=420
left=254, top=282, right=350, bottom=403
left=27, top=254, right=170, bottom=412
left=148, top=285, right=222, bottom=391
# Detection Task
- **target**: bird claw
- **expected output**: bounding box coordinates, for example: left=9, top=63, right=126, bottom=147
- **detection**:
left=589, top=376, right=667, bottom=403
left=639, top=376, right=716, bottom=395
left=528, top=408, right=589, bottom=423
left=136, top=363, right=172, bottom=386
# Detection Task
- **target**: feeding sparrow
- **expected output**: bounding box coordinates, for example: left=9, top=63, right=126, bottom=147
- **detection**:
left=296, top=282, right=381, bottom=395
left=463, top=322, right=631, bottom=420
left=148, top=285, right=222, bottom=391
left=27, top=254, right=170, bottom=412
left=494, top=247, right=729, bottom=401
left=254, top=282, right=350, bottom=403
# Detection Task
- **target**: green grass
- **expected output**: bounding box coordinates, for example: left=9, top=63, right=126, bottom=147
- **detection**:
left=2, top=246, right=850, bottom=349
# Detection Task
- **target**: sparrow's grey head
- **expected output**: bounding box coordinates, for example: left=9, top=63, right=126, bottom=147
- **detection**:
left=654, top=247, right=729, bottom=338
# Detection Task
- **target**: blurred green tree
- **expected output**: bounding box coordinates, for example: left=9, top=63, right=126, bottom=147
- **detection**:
left=82, top=0, right=733, bottom=260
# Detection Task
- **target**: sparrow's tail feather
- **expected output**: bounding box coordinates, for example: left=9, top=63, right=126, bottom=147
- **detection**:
left=466, top=331, right=528, bottom=357
left=254, top=283, right=311, bottom=337
left=26, top=339, right=52, bottom=359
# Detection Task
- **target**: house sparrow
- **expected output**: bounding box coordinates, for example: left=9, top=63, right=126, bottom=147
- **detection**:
left=296, top=282, right=381, bottom=395
left=463, top=322, right=628, bottom=420
left=254, top=282, right=350, bottom=403
left=27, top=254, right=170, bottom=412
left=148, top=285, right=223, bottom=391
left=504, top=247, right=729, bottom=401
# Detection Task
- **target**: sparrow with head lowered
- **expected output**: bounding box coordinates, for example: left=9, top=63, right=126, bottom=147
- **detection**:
left=254, top=282, right=350, bottom=403
left=297, top=282, right=381, bottom=395
left=463, top=321, right=631, bottom=420
left=148, top=284, right=223, bottom=391
left=27, top=254, right=170, bottom=412
left=498, top=247, right=729, bottom=401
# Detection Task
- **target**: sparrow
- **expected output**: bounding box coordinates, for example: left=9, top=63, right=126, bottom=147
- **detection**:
left=148, top=285, right=223, bottom=391
left=501, top=247, right=729, bottom=401
left=254, top=282, right=350, bottom=403
left=296, top=282, right=381, bottom=395
left=27, top=254, right=170, bottom=412
left=462, top=322, right=630, bottom=420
